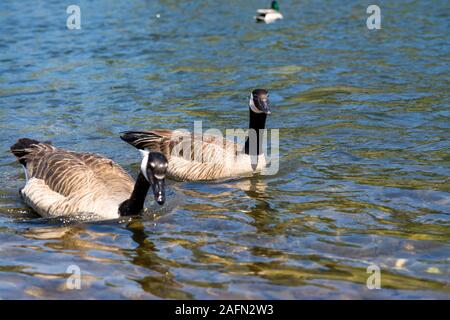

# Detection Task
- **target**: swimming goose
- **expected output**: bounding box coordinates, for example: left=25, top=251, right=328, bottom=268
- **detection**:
left=255, top=1, right=283, bottom=23
left=10, top=138, right=168, bottom=220
left=121, top=89, right=272, bottom=182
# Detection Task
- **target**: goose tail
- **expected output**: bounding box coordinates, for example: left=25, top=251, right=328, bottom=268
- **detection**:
left=120, top=131, right=165, bottom=150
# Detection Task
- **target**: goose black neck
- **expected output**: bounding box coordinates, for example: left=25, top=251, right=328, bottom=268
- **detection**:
left=119, top=172, right=150, bottom=216
left=245, top=109, right=267, bottom=156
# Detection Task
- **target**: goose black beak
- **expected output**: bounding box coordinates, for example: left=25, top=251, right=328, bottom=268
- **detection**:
left=260, top=99, right=271, bottom=114
left=152, top=179, right=165, bottom=205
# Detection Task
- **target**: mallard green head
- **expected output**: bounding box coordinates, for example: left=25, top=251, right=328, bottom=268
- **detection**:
left=271, top=1, right=280, bottom=11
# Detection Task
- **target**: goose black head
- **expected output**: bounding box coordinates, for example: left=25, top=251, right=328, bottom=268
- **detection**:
left=249, top=89, right=271, bottom=115
left=140, top=150, right=168, bottom=205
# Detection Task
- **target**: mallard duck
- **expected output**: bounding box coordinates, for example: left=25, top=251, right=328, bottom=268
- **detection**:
left=255, top=1, right=283, bottom=23
left=121, top=89, right=273, bottom=182
left=10, top=138, right=168, bottom=220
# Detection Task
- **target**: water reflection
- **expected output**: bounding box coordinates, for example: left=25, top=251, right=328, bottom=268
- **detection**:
left=126, top=220, right=193, bottom=299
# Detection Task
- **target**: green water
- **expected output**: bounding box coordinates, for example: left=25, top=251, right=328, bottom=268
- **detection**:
left=0, top=0, right=449, bottom=299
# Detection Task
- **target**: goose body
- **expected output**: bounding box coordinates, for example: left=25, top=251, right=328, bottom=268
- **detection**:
left=255, top=1, right=283, bottom=23
left=11, top=138, right=168, bottom=220
left=121, top=89, right=272, bottom=182
left=121, top=130, right=268, bottom=181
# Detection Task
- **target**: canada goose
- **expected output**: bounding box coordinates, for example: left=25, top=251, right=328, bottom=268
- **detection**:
left=255, top=1, right=283, bottom=23
left=121, top=89, right=272, bottom=182
left=10, top=138, right=168, bottom=220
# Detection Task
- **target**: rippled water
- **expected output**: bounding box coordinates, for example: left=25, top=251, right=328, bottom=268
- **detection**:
left=0, top=0, right=449, bottom=299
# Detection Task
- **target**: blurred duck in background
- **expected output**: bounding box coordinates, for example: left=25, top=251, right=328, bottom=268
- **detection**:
left=255, top=1, right=284, bottom=23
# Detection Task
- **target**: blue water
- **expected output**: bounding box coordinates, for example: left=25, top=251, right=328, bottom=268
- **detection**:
left=0, top=0, right=449, bottom=299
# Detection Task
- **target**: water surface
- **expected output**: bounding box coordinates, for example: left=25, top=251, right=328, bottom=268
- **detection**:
left=0, top=0, right=449, bottom=299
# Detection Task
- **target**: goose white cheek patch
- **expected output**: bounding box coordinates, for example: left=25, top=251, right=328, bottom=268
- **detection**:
left=139, top=149, right=150, bottom=181
left=154, top=174, right=165, bottom=180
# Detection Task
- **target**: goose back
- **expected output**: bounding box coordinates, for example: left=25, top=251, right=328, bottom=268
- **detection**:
left=14, top=141, right=134, bottom=218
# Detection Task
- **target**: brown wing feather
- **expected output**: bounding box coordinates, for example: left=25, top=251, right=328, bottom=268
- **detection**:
left=121, top=130, right=242, bottom=181
left=23, top=143, right=133, bottom=197
left=121, top=130, right=238, bottom=163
